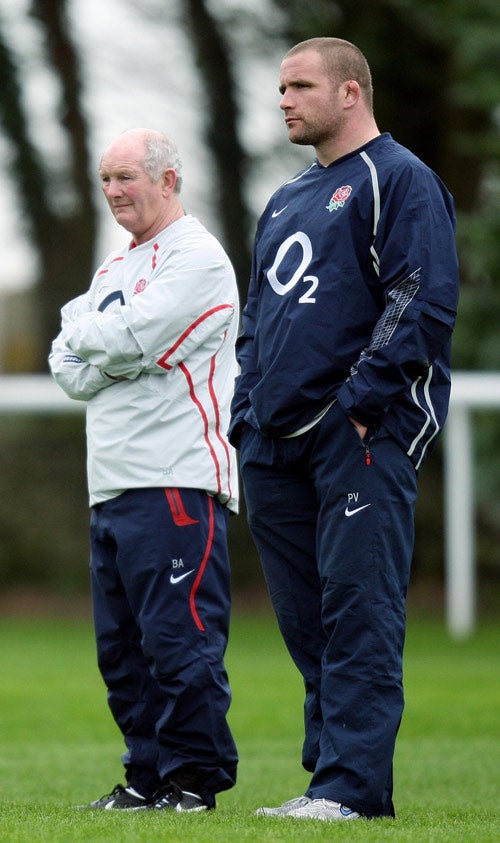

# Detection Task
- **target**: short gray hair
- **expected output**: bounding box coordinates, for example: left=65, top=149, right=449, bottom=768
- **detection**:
left=143, top=132, right=183, bottom=193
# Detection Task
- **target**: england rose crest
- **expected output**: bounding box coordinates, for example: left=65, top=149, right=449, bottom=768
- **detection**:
left=133, top=278, right=147, bottom=295
left=326, top=185, right=352, bottom=212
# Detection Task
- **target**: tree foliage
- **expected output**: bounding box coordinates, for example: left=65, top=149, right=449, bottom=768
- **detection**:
left=180, top=0, right=252, bottom=291
left=0, top=0, right=498, bottom=592
left=0, top=0, right=97, bottom=370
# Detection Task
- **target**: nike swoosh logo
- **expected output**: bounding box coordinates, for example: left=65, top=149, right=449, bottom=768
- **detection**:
left=271, top=205, right=288, bottom=218
left=170, top=569, right=195, bottom=584
left=344, top=503, right=371, bottom=517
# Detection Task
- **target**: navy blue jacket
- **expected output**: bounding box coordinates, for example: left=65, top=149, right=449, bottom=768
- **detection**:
left=229, top=134, right=459, bottom=470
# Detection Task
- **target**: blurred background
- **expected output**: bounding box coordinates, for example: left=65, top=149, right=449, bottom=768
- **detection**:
left=0, top=0, right=498, bottom=619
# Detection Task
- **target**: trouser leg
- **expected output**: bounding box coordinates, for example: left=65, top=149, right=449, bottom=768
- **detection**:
left=308, top=404, right=417, bottom=817
left=90, top=488, right=238, bottom=805
left=240, top=428, right=326, bottom=772
left=240, top=406, right=417, bottom=817
left=90, top=507, right=163, bottom=798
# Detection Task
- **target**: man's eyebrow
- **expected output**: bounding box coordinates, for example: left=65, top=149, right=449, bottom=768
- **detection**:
left=280, top=76, right=311, bottom=90
left=99, top=165, right=137, bottom=176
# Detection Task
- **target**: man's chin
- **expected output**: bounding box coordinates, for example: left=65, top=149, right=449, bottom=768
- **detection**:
left=113, top=209, right=134, bottom=228
left=288, top=131, right=309, bottom=146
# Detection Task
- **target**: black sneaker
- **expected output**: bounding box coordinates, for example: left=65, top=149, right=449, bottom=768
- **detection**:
left=148, top=783, right=210, bottom=812
left=78, top=783, right=149, bottom=810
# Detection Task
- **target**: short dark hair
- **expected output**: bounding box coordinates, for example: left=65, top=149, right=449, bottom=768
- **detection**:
left=285, top=37, right=373, bottom=111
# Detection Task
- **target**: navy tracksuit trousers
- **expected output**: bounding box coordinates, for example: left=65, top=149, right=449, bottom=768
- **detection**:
left=239, top=401, right=418, bottom=818
left=89, top=487, right=237, bottom=806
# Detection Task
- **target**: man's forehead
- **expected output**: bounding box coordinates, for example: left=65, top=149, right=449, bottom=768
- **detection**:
left=279, top=50, right=324, bottom=81
left=100, top=138, right=145, bottom=172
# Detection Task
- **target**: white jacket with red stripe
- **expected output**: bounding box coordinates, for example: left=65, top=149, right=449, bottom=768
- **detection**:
left=49, top=215, right=239, bottom=511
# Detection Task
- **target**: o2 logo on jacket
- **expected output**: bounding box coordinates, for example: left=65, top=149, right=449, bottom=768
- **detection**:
left=266, top=231, right=318, bottom=303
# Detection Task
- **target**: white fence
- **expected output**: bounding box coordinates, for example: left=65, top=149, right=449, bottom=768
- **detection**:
left=442, top=372, right=500, bottom=636
left=1, top=371, right=499, bottom=637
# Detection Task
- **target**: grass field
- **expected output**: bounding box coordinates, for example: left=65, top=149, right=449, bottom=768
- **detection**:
left=0, top=607, right=498, bottom=842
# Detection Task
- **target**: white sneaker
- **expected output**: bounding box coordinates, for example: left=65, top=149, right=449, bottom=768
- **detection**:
left=287, top=797, right=361, bottom=821
left=255, top=795, right=311, bottom=816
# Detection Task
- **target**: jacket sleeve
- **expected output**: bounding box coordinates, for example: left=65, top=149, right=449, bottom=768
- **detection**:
left=336, top=165, right=459, bottom=426
left=59, top=247, right=236, bottom=379
left=228, top=250, right=261, bottom=448
left=48, top=294, right=114, bottom=401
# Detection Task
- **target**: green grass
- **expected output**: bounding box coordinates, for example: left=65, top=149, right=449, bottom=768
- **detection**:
left=0, top=609, right=498, bottom=841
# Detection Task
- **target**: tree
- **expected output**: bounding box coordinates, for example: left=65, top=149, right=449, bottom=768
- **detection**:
left=257, top=0, right=500, bottom=590
left=0, top=0, right=97, bottom=371
left=0, top=0, right=498, bottom=598
left=0, top=0, right=96, bottom=592
left=180, top=0, right=252, bottom=297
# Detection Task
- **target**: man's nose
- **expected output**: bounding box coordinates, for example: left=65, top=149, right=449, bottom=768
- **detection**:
left=279, top=90, right=292, bottom=110
left=105, top=178, right=123, bottom=196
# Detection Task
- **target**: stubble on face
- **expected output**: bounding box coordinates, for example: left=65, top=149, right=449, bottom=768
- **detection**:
left=286, top=104, right=347, bottom=150
left=279, top=50, right=345, bottom=154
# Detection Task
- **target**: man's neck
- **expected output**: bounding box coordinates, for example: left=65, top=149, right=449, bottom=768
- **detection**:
left=132, top=202, right=185, bottom=245
left=316, top=124, right=381, bottom=167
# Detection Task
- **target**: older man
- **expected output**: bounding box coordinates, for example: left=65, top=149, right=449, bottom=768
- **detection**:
left=50, top=128, right=239, bottom=812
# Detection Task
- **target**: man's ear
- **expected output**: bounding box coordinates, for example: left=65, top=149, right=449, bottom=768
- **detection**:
left=343, top=80, right=361, bottom=107
left=162, top=167, right=177, bottom=193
